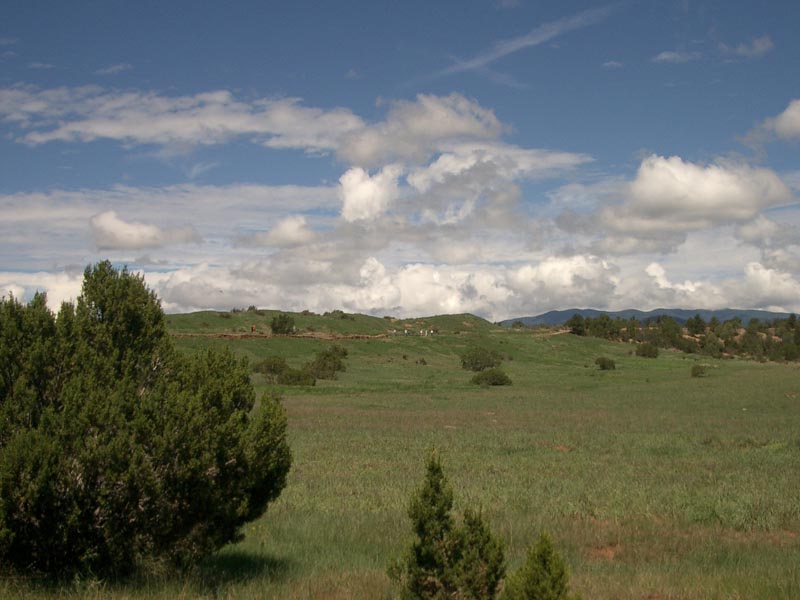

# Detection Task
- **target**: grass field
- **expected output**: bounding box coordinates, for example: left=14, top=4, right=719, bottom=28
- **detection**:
left=4, top=312, right=800, bottom=599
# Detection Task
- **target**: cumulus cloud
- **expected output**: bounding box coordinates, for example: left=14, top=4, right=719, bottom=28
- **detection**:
left=719, top=35, right=774, bottom=59
left=236, top=215, right=316, bottom=248
left=759, top=99, right=800, bottom=141
left=339, top=165, right=403, bottom=221
left=555, top=155, right=795, bottom=256
left=338, top=94, right=504, bottom=167
left=613, top=155, right=792, bottom=229
left=735, top=215, right=800, bottom=273
left=0, top=270, right=84, bottom=309
left=90, top=211, right=202, bottom=250
left=407, top=142, right=591, bottom=193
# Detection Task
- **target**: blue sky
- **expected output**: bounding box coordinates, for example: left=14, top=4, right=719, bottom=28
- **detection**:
left=1, top=0, right=798, bottom=319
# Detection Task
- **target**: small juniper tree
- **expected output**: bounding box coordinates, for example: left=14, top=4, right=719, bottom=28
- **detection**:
left=391, top=452, right=505, bottom=599
left=502, top=533, right=581, bottom=600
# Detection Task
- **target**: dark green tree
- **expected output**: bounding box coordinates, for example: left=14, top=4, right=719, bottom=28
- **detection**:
left=502, top=533, right=580, bottom=600
left=270, top=313, right=295, bottom=335
left=391, top=452, right=505, bottom=599
left=460, top=347, right=502, bottom=372
left=0, top=262, right=291, bottom=577
left=686, top=314, right=706, bottom=336
left=565, top=314, right=586, bottom=336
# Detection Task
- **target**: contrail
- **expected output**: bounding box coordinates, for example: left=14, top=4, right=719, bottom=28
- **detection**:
left=435, top=4, right=618, bottom=78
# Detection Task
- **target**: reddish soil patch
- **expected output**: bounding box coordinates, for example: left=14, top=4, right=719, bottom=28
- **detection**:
left=590, top=543, right=621, bottom=561
left=553, top=444, right=571, bottom=453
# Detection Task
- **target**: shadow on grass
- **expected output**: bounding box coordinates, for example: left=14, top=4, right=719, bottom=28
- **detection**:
left=193, top=550, right=294, bottom=589
left=1, top=551, right=294, bottom=597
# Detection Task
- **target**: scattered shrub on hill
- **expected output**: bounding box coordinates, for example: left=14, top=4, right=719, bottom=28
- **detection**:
left=471, top=368, right=512, bottom=386
left=324, top=309, right=355, bottom=321
left=512, top=320, right=525, bottom=329
left=0, top=262, right=291, bottom=577
left=566, top=314, right=587, bottom=336
left=277, top=368, right=316, bottom=386
left=595, top=356, right=616, bottom=370
left=270, top=313, right=295, bottom=335
left=502, top=532, right=582, bottom=600
left=389, top=452, right=505, bottom=599
left=636, top=342, right=659, bottom=358
left=691, top=364, right=708, bottom=378
left=253, top=355, right=289, bottom=377
left=305, top=345, right=348, bottom=380
left=461, top=346, right=502, bottom=372
left=417, top=357, right=427, bottom=366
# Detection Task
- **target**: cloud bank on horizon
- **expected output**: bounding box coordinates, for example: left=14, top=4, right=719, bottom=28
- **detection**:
left=1, top=1, right=799, bottom=320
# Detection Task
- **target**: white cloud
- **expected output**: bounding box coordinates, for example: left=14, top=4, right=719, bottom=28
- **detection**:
left=236, top=215, right=316, bottom=248
left=602, top=61, right=623, bottom=69
left=719, top=35, right=774, bottom=59
left=555, top=155, right=794, bottom=256
left=761, top=99, right=800, bottom=141
left=0, top=86, right=364, bottom=153
left=407, top=141, right=591, bottom=193
left=616, top=155, right=792, bottom=228
left=28, top=62, right=55, bottom=70
left=339, top=165, right=403, bottom=222
left=652, top=50, right=702, bottom=64
left=0, top=270, right=83, bottom=310
left=338, top=93, right=504, bottom=167
left=96, top=63, right=133, bottom=76
left=89, top=211, right=202, bottom=250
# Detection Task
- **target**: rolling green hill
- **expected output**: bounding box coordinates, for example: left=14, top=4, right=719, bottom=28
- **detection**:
left=8, top=311, right=799, bottom=599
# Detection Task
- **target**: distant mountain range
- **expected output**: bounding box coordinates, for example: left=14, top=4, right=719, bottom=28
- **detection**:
left=501, top=308, right=794, bottom=327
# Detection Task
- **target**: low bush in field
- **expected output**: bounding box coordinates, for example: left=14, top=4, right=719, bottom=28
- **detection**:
left=471, top=368, right=511, bottom=386
left=305, top=345, right=347, bottom=380
left=253, top=355, right=289, bottom=376
left=277, top=368, right=316, bottom=386
left=636, top=342, right=659, bottom=358
left=461, top=347, right=502, bottom=372
left=595, top=356, right=616, bottom=370
left=691, top=364, right=708, bottom=377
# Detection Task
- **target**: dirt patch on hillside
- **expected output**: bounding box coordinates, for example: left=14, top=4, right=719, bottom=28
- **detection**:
left=589, top=543, right=621, bottom=561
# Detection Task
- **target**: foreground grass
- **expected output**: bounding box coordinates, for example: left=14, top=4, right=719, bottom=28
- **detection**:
left=4, top=324, right=799, bottom=599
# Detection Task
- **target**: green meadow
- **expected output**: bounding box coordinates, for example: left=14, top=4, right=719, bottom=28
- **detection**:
left=5, top=311, right=800, bottom=599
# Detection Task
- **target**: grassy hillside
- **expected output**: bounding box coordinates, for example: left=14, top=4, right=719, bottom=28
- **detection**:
left=166, top=308, right=495, bottom=337
left=6, top=314, right=799, bottom=599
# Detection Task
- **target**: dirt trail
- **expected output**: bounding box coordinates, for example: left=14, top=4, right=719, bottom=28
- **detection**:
left=172, top=331, right=391, bottom=341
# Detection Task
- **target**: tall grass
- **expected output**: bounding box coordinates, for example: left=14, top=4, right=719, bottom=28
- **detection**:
left=4, top=324, right=799, bottom=599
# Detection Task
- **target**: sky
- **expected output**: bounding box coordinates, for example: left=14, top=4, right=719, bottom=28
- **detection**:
left=1, top=0, right=799, bottom=320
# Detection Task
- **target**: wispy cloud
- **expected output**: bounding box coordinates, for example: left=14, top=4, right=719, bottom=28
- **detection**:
left=602, top=60, right=623, bottom=69
left=652, top=50, right=702, bottom=64
left=719, top=35, right=774, bottom=59
left=187, top=161, right=219, bottom=179
left=434, top=4, right=618, bottom=78
left=0, top=37, right=17, bottom=46
left=28, top=61, right=55, bottom=70
left=96, top=63, right=133, bottom=76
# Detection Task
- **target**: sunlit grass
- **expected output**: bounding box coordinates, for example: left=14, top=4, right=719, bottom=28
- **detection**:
left=4, top=322, right=799, bottom=599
